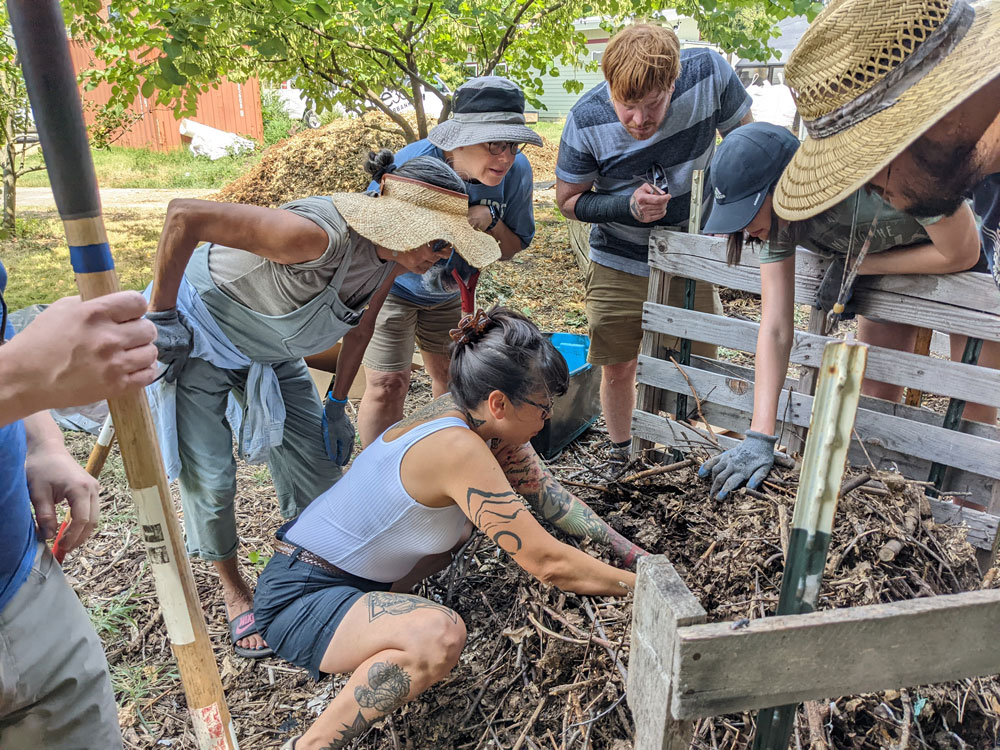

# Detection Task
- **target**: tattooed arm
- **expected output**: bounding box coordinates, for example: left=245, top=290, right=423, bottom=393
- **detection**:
left=491, top=440, right=648, bottom=567
left=440, top=434, right=636, bottom=596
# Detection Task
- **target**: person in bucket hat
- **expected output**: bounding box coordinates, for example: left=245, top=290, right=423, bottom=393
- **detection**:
left=357, top=77, right=542, bottom=448
left=555, top=23, right=752, bottom=477
left=700, top=122, right=998, bottom=500
left=143, top=151, right=499, bottom=659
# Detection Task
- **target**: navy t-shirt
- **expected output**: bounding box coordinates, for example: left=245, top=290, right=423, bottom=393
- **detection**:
left=0, top=260, right=36, bottom=614
left=971, top=174, right=1000, bottom=287
left=368, top=139, right=535, bottom=305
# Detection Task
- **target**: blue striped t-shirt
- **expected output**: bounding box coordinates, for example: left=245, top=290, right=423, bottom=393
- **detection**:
left=556, top=48, right=751, bottom=277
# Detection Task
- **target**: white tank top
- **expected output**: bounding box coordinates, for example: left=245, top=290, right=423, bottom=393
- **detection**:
left=285, top=416, right=471, bottom=583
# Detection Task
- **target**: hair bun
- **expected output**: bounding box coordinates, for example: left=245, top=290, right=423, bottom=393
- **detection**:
left=364, top=148, right=398, bottom=184
left=449, top=309, right=493, bottom=347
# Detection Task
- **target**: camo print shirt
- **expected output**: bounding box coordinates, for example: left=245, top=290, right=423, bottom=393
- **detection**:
left=759, top=189, right=939, bottom=264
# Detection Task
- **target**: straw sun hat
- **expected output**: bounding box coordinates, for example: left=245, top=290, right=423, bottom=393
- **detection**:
left=774, top=0, right=1000, bottom=221
left=331, top=174, right=501, bottom=269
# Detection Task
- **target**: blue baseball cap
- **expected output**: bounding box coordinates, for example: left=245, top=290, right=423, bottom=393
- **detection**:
left=702, top=123, right=800, bottom=235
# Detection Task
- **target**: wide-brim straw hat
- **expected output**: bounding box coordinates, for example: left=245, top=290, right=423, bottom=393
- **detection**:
left=331, top=175, right=501, bottom=269
left=774, top=0, right=1000, bottom=221
left=428, top=76, right=543, bottom=151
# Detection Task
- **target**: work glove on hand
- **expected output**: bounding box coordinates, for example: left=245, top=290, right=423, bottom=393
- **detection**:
left=145, top=308, right=194, bottom=383
left=321, top=396, right=356, bottom=466
left=814, top=255, right=857, bottom=320
left=698, top=431, right=778, bottom=500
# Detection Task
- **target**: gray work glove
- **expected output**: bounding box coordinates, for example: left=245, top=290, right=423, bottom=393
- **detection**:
left=815, top=255, right=857, bottom=320
left=698, top=431, right=778, bottom=500
left=321, top=396, right=356, bottom=466
left=145, top=308, right=193, bottom=383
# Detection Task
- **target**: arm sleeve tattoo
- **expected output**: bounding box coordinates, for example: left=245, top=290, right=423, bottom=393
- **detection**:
left=492, top=441, right=648, bottom=567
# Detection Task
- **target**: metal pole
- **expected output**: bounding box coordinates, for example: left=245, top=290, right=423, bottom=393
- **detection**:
left=8, top=2, right=238, bottom=747
left=753, top=340, right=868, bottom=749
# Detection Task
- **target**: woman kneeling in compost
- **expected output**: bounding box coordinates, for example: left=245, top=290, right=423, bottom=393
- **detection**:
left=256, top=306, right=646, bottom=750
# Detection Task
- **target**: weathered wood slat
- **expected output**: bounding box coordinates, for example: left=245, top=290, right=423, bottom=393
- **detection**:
left=648, top=231, right=1000, bottom=342
left=670, top=589, right=1000, bottom=718
left=637, top=357, right=1000, bottom=480
left=643, top=304, right=1000, bottom=409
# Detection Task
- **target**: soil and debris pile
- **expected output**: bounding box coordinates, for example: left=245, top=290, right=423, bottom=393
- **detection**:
left=65, top=416, right=999, bottom=749
left=215, top=115, right=560, bottom=207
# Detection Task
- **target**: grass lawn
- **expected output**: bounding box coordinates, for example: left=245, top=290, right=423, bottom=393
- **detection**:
left=18, top=146, right=260, bottom=190
left=529, top=118, right=565, bottom=144
left=1, top=209, right=163, bottom=309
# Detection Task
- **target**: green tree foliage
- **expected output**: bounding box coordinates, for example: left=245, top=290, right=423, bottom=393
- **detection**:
left=67, top=0, right=818, bottom=144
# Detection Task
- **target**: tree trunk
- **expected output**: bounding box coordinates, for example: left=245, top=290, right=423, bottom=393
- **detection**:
left=1, top=113, right=15, bottom=239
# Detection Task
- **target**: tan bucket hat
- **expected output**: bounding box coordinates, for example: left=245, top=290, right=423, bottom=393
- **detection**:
left=774, top=0, right=1000, bottom=220
left=331, top=174, right=501, bottom=269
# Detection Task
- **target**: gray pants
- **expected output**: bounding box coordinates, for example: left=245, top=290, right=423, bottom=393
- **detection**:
left=176, top=356, right=343, bottom=560
left=0, top=544, right=122, bottom=750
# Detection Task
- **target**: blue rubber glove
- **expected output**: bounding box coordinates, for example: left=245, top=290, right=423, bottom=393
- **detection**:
left=815, top=255, right=857, bottom=320
left=321, top=396, right=356, bottom=466
left=698, top=431, right=778, bottom=500
left=145, top=308, right=194, bottom=383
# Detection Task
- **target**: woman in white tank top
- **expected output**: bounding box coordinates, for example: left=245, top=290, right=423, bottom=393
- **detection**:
left=257, top=307, right=646, bottom=750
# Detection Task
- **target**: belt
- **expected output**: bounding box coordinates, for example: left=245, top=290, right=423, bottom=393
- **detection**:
left=273, top=538, right=350, bottom=577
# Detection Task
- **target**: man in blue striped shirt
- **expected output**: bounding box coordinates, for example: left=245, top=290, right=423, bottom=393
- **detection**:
left=556, top=24, right=752, bottom=470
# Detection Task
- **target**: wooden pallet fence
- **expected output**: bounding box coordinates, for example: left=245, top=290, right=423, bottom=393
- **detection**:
left=633, top=229, right=1000, bottom=520
left=627, top=557, right=1000, bottom=750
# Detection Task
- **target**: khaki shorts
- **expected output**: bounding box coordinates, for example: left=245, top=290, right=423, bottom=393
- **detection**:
left=584, top=261, right=722, bottom=366
left=362, top=293, right=462, bottom=372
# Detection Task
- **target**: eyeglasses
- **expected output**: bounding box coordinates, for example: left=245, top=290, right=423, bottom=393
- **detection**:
left=485, top=142, right=524, bottom=156
left=637, top=162, right=669, bottom=194
left=521, top=393, right=554, bottom=420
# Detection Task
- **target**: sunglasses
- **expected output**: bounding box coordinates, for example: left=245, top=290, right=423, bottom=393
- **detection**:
left=485, top=142, right=524, bottom=156
left=637, top=162, right=669, bottom=194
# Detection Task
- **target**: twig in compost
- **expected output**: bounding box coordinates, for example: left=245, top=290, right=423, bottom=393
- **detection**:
left=582, top=598, right=628, bottom=682
left=512, top=696, right=548, bottom=750
left=668, top=354, right=719, bottom=446
left=619, top=458, right=693, bottom=484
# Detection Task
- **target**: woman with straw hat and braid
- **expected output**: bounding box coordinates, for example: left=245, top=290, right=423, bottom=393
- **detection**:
left=699, top=122, right=999, bottom=500
left=253, top=306, right=641, bottom=750
left=144, top=152, right=500, bottom=658
left=357, top=77, right=541, bottom=448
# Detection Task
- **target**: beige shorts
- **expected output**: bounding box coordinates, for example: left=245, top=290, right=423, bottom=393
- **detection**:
left=362, top=293, right=462, bottom=372
left=584, top=261, right=722, bottom=366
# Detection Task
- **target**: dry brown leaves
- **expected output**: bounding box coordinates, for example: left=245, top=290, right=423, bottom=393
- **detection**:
left=214, top=115, right=560, bottom=208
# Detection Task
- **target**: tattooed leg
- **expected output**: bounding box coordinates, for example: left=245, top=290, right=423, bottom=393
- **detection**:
left=299, top=592, right=466, bottom=750
left=493, top=440, right=648, bottom=567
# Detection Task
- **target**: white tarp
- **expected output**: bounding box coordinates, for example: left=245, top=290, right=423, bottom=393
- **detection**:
left=179, top=118, right=255, bottom=160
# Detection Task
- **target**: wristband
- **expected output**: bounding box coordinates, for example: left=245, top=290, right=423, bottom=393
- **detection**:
left=327, top=394, right=348, bottom=404
left=485, top=204, right=500, bottom=232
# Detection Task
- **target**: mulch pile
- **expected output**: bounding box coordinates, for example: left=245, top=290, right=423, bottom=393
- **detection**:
left=214, top=114, right=560, bottom=208
left=62, top=394, right=1000, bottom=749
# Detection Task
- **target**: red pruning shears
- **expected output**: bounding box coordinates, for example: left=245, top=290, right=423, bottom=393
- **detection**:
left=452, top=269, right=480, bottom=314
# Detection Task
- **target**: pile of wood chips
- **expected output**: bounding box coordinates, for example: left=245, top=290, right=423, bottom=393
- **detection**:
left=214, top=114, right=560, bottom=208
left=62, top=409, right=999, bottom=749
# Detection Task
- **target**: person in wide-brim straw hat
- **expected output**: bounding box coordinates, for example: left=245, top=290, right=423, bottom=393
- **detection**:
left=775, top=0, right=1000, bottom=222
left=141, top=150, right=498, bottom=661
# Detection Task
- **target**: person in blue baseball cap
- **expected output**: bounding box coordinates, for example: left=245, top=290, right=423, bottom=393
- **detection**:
left=699, top=122, right=997, bottom=501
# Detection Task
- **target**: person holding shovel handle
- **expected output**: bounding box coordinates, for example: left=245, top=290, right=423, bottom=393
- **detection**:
left=145, top=153, right=500, bottom=658
left=357, top=77, right=540, bottom=448
left=0, top=262, right=158, bottom=749
left=253, top=306, right=643, bottom=750
left=698, top=122, right=995, bottom=500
